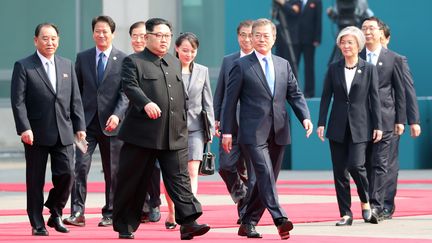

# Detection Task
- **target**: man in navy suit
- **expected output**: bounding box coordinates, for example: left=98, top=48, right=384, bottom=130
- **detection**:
left=213, top=20, right=253, bottom=222
left=360, top=16, right=406, bottom=224
left=222, top=18, right=313, bottom=239
left=11, top=23, right=86, bottom=236
left=274, top=0, right=322, bottom=97
left=63, top=15, right=128, bottom=227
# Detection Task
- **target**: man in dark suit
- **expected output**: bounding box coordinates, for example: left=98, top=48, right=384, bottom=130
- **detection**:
left=360, top=16, right=406, bottom=224
left=213, top=20, right=253, bottom=222
left=112, top=18, right=209, bottom=240
left=63, top=15, right=128, bottom=227
left=11, top=23, right=86, bottom=236
left=274, top=0, right=322, bottom=97
left=380, top=24, right=421, bottom=219
left=222, top=18, right=313, bottom=240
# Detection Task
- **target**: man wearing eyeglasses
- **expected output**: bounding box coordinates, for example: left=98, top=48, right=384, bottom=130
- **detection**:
left=360, top=16, right=406, bottom=224
left=113, top=18, right=210, bottom=240
left=222, top=18, right=312, bottom=239
left=63, top=15, right=128, bottom=228
left=213, top=19, right=253, bottom=224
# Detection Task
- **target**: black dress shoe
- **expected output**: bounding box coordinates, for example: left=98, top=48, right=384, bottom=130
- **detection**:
left=383, top=207, right=394, bottom=220
left=370, top=208, right=383, bottom=224
left=275, top=218, right=294, bottom=240
left=47, top=216, right=70, bottom=233
left=119, top=232, right=134, bottom=239
left=63, top=212, right=85, bottom=226
left=180, top=221, right=210, bottom=240
left=236, top=218, right=241, bottom=225
left=165, top=220, right=177, bottom=229
left=98, top=216, right=112, bottom=227
left=32, top=227, right=49, bottom=236
left=141, top=212, right=150, bottom=223
left=238, top=223, right=262, bottom=238
left=362, top=209, right=372, bottom=222
left=149, top=206, right=161, bottom=222
left=335, top=216, right=353, bottom=226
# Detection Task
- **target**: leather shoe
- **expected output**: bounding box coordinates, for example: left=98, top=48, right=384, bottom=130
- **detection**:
left=119, top=232, right=134, bottom=239
left=63, top=212, right=85, bottom=226
left=275, top=218, right=294, bottom=240
left=370, top=208, right=383, bottom=224
left=362, top=209, right=372, bottom=222
left=180, top=221, right=210, bottom=240
left=98, top=216, right=112, bottom=227
left=149, top=206, right=161, bottom=222
left=32, top=227, right=49, bottom=236
left=141, top=212, right=150, bottom=223
left=47, top=216, right=70, bottom=233
left=238, top=223, right=262, bottom=238
left=165, top=220, right=177, bottom=229
left=383, top=207, right=394, bottom=220
left=335, top=216, right=353, bottom=226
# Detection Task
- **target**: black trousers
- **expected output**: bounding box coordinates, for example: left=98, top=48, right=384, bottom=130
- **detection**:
left=142, top=161, right=161, bottom=212
left=113, top=143, right=202, bottom=233
left=329, top=129, right=369, bottom=217
left=384, top=134, right=400, bottom=211
left=70, top=115, right=122, bottom=218
left=24, top=140, right=74, bottom=229
left=369, top=131, right=394, bottom=212
left=240, top=133, right=287, bottom=226
left=294, top=43, right=316, bottom=98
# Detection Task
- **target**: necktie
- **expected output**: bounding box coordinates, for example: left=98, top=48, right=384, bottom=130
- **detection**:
left=263, top=57, right=275, bottom=95
left=97, top=52, right=105, bottom=86
left=46, top=61, right=56, bottom=92
left=367, top=52, right=375, bottom=65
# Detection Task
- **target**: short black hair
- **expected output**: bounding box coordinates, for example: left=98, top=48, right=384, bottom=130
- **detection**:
left=145, top=18, right=172, bottom=33
left=35, top=23, right=59, bottom=37
left=237, top=20, right=253, bottom=34
left=362, top=16, right=384, bottom=29
left=129, top=21, right=146, bottom=36
left=92, top=15, right=116, bottom=33
left=381, top=22, right=391, bottom=39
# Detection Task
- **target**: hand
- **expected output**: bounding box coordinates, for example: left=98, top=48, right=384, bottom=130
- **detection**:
left=410, top=124, right=421, bottom=138
left=214, top=120, right=221, bottom=138
left=105, top=115, right=120, bottom=132
left=373, top=129, right=383, bottom=143
left=222, top=135, right=232, bottom=153
left=313, top=41, right=320, bottom=47
left=274, top=0, right=285, bottom=5
left=317, top=126, right=325, bottom=142
left=75, top=131, right=86, bottom=141
left=21, top=130, right=33, bottom=145
left=144, top=102, right=162, bottom=119
left=292, top=4, right=300, bottom=13
left=394, top=123, right=404, bottom=135
left=303, top=119, right=313, bottom=138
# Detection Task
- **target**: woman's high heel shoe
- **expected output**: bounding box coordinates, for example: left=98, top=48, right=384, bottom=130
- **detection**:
left=335, top=216, right=353, bottom=226
left=165, top=221, right=177, bottom=229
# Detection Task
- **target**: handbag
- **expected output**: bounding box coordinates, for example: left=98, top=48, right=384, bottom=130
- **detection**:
left=201, top=109, right=212, bottom=143
left=199, top=143, right=215, bottom=176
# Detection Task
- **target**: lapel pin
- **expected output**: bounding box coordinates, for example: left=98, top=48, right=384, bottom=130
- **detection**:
left=378, top=62, right=383, bottom=66
left=357, top=69, right=362, bottom=74
left=113, top=56, right=117, bottom=61
left=63, top=73, right=68, bottom=78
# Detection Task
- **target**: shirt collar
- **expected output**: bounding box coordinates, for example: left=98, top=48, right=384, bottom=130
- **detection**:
left=366, top=44, right=382, bottom=58
left=254, top=50, right=272, bottom=63
left=240, top=49, right=253, bottom=58
left=36, top=50, right=54, bottom=65
left=96, top=45, right=113, bottom=59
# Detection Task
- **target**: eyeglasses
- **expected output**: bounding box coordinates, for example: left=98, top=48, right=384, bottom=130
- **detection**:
left=361, top=26, right=381, bottom=32
left=239, top=32, right=252, bottom=39
left=147, top=32, right=173, bottom=40
left=131, top=34, right=145, bottom=40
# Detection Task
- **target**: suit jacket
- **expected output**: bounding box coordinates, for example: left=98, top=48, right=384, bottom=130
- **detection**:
left=360, top=48, right=406, bottom=131
left=11, top=52, right=86, bottom=146
left=318, top=58, right=382, bottom=143
left=118, top=48, right=188, bottom=150
left=278, top=0, right=322, bottom=45
left=221, top=52, right=310, bottom=145
left=183, top=63, right=215, bottom=134
left=75, top=46, right=128, bottom=136
left=401, top=56, right=420, bottom=124
left=213, top=51, right=240, bottom=121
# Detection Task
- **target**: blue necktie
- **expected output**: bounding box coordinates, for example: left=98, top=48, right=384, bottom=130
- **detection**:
left=263, top=57, right=275, bottom=95
left=367, top=52, right=374, bottom=65
left=97, top=52, right=105, bottom=86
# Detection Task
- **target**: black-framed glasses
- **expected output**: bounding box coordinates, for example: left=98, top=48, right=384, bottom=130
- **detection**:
left=147, top=32, right=173, bottom=40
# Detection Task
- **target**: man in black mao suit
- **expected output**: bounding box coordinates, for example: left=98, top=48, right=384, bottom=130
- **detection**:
left=10, top=23, right=86, bottom=236
left=222, top=18, right=313, bottom=239
left=380, top=26, right=421, bottom=219
left=213, top=20, right=253, bottom=221
left=274, top=0, right=322, bottom=97
left=112, top=18, right=209, bottom=240
left=360, top=17, right=406, bottom=223
left=63, top=15, right=128, bottom=227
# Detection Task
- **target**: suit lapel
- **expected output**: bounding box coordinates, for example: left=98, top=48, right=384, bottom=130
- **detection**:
left=249, top=54, right=272, bottom=97
left=89, top=48, right=97, bottom=86
left=33, top=53, right=56, bottom=95
left=188, top=65, right=200, bottom=93
left=100, top=47, right=120, bottom=86
left=337, top=60, right=348, bottom=97
left=348, top=59, right=366, bottom=98
left=376, top=47, right=387, bottom=74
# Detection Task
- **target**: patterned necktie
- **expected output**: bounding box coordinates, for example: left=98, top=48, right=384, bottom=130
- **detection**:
left=263, top=57, right=275, bottom=95
left=46, top=61, right=56, bottom=93
left=97, top=52, right=105, bottom=86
